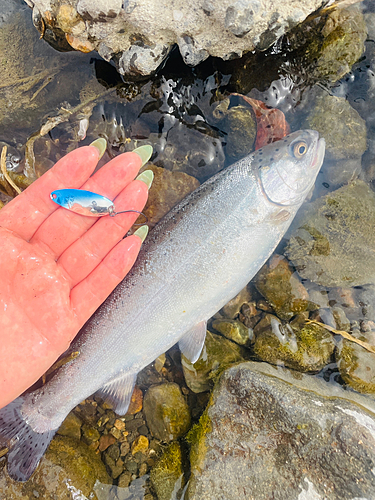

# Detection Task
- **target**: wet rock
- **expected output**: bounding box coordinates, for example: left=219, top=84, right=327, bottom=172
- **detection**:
left=253, top=313, right=335, bottom=372
left=131, top=435, right=149, bottom=455
left=211, top=318, right=253, bottom=347
left=182, top=331, right=249, bottom=393
left=285, top=181, right=375, bottom=287
left=127, top=386, right=144, bottom=415
left=28, top=0, right=325, bottom=77
left=143, top=383, right=191, bottom=442
left=154, top=124, right=226, bottom=182
left=99, top=433, right=117, bottom=452
left=136, top=164, right=200, bottom=229
left=0, top=435, right=111, bottom=499
left=304, top=93, right=366, bottom=161
left=254, top=254, right=314, bottom=320
left=57, top=411, right=82, bottom=440
left=222, top=105, right=256, bottom=161
left=150, top=442, right=184, bottom=500
left=187, top=361, right=375, bottom=500
left=336, top=328, right=375, bottom=394
left=286, top=5, right=367, bottom=83
left=220, top=284, right=253, bottom=319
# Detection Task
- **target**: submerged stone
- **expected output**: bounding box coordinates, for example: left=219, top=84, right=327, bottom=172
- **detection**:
left=186, top=361, right=375, bottom=500
left=286, top=181, right=375, bottom=287
left=181, top=331, right=249, bottom=393
left=221, top=105, right=256, bottom=161
left=136, top=164, right=200, bottom=229
left=336, top=329, right=375, bottom=394
left=304, top=93, right=366, bottom=161
left=0, top=435, right=111, bottom=499
left=57, top=411, right=82, bottom=440
left=211, top=318, right=253, bottom=346
left=143, top=383, right=191, bottom=442
left=254, top=254, right=314, bottom=320
left=253, top=313, right=335, bottom=372
left=150, top=442, right=184, bottom=500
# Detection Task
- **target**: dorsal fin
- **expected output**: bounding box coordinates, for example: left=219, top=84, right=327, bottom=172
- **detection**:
left=96, top=372, right=137, bottom=415
left=179, top=321, right=207, bottom=363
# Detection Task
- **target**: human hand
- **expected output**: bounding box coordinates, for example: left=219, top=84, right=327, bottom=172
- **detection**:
left=0, top=139, right=152, bottom=409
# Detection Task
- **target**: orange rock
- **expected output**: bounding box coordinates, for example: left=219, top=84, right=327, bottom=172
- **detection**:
left=127, top=386, right=143, bottom=415
left=66, top=34, right=94, bottom=53
left=98, top=434, right=116, bottom=452
left=131, top=435, right=149, bottom=455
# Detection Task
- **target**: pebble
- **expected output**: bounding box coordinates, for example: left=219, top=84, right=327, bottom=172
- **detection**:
left=98, top=434, right=116, bottom=452
left=131, top=435, right=149, bottom=455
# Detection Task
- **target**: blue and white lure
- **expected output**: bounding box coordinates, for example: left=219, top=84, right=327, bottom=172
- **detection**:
left=50, top=188, right=144, bottom=219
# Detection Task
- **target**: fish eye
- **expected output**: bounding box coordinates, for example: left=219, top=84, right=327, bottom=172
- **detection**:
left=293, top=141, right=308, bottom=158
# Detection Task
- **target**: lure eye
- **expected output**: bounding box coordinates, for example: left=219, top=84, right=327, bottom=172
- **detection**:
left=293, top=141, right=308, bottom=158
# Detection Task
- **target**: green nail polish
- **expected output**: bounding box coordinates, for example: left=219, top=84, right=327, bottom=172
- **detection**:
left=134, top=225, right=149, bottom=243
left=133, top=145, right=153, bottom=167
left=136, top=169, right=154, bottom=189
left=90, top=138, right=107, bottom=159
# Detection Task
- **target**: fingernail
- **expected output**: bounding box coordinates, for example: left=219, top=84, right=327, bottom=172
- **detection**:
left=133, top=145, right=153, bottom=166
left=135, top=169, right=154, bottom=189
left=133, top=225, right=149, bottom=243
left=90, top=138, right=107, bottom=159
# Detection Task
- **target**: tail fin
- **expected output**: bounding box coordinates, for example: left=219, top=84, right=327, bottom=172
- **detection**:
left=0, top=397, right=56, bottom=481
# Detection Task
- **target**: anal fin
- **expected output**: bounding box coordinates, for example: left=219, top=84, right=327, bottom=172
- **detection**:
left=179, top=321, right=207, bottom=363
left=96, top=372, right=137, bottom=415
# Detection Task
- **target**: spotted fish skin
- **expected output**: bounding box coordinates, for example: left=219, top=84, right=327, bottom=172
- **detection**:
left=0, top=130, right=325, bottom=482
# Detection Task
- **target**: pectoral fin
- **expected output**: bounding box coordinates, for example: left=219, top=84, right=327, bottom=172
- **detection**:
left=179, top=321, right=207, bottom=363
left=96, top=372, right=137, bottom=415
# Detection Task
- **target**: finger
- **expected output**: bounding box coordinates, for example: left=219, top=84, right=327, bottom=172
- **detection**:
left=58, top=179, right=148, bottom=287
left=0, top=146, right=100, bottom=241
left=31, top=151, right=142, bottom=259
left=70, top=233, right=143, bottom=325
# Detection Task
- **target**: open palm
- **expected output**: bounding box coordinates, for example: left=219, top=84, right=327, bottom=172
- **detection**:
left=0, top=143, right=150, bottom=409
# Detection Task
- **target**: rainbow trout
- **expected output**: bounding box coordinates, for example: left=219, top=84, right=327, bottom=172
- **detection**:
left=0, top=130, right=325, bottom=481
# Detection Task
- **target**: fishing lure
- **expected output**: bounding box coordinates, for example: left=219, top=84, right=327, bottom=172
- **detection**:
left=50, top=188, right=145, bottom=219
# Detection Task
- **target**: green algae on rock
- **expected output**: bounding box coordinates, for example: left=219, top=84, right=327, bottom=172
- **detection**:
left=181, top=331, right=249, bottom=393
left=143, top=383, right=191, bottom=442
left=253, top=313, right=335, bottom=372
left=150, top=441, right=185, bottom=500
left=286, top=181, right=375, bottom=288
left=286, top=5, right=367, bottom=83
left=0, top=434, right=111, bottom=500
left=254, top=254, right=316, bottom=320
left=336, top=329, right=375, bottom=394
left=211, top=318, right=253, bottom=347
left=221, top=105, right=256, bottom=161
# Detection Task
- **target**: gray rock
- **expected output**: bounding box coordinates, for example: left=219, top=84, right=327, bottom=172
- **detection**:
left=187, top=361, right=375, bottom=500
left=26, top=0, right=327, bottom=76
left=286, top=181, right=375, bottom=288
left=303, top=93, right=367, bottom=162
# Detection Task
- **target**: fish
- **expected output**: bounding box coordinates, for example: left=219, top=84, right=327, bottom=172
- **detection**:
left=0, top=129, right=325, bottom=482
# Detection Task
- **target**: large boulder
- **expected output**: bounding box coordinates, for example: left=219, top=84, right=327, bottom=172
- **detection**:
left=187, top=361, right=375, bottom=500
left=26, top=0, right=329, bottom=77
